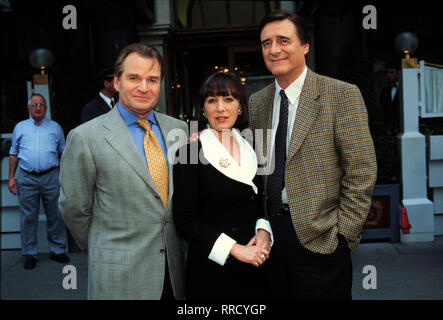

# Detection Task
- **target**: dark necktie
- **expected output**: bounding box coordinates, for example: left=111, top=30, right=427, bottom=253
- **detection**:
left=267, top=90, right=289, bottom=216
left=110, top=100, right=115, bottom=108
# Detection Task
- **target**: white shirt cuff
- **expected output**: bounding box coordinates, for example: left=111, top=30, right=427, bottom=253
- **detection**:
left=208, top=233, right=236, bottom=266
left=256, top=218, right=274, bottom=247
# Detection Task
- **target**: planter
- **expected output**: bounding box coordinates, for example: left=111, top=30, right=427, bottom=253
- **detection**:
left=362, top=184, right=400, bottom=242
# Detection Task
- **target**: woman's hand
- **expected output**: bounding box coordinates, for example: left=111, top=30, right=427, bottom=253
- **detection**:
left=247, top=229, right=271, bottom=252
left=229, top=243, right=269, bottom=267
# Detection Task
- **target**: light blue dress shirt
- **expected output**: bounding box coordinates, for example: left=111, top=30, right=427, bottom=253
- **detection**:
left=117, top=102, right=168, bottom=166
left=9, top=118, right=65, bottom=172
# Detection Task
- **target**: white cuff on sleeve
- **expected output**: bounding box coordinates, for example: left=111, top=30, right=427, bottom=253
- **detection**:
left=208, top=233, right=237, bottom=266
left=255, top=218, right=274, bottom=247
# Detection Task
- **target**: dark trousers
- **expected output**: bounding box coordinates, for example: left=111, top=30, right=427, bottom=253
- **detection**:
left=268, top=214, right=353, bottom=300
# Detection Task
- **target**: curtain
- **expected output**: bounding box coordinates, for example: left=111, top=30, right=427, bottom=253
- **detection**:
left=425, top=65, right=443, bottom=114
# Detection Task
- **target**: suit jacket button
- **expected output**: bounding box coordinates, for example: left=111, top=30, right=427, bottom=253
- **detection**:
left=232, top=227, right=239, bottom=233
left=160, top=248, right=165, bottom=253
left=155, top=195, right=160, bottom=199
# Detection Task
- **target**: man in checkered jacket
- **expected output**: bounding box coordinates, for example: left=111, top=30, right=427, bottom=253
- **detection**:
left=249, top=10, right=377, bottom=300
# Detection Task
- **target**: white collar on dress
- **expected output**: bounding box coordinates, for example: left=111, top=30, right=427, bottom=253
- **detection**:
left=199, top=128, right=258, bottom=194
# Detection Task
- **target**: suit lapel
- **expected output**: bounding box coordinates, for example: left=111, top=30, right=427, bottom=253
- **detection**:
left=154, top=111, right=176, bottom=207
left=393, top=88, right=399, bottom=105
left=103, top=107, right=158, bottom=193
left=97, top=95, right=111, bottom=113
left=255, top=83, right=275, bottom=164
left=253, top=83, right=275, bottom=188
left=287, top=69, right=320, bottom=162
left=264, top=85, right=275, bottom=160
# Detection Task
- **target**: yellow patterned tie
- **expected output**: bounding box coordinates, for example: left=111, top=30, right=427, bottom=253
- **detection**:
left=136, top=119, right=169, bottom=208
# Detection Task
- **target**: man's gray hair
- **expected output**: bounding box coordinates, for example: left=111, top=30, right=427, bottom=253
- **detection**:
left=27, top=93, right=46, bottom=107
left=26, top=93, right=46, bottom=107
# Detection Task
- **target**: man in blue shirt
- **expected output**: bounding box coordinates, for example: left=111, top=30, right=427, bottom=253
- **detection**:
left=9, top=93, right=70, bottom=270
left=59, top=43, right=188, bottom=299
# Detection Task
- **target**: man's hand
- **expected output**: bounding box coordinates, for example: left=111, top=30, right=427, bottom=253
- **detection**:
left=8, top=177, right=17, bottom=195
left=8, top=155, right=18, bottom=195
left=247, top=229, right=271, bottom=253
left=188, top=131, right=201, bottom=143
left=230, top=243, right=269, bottom=267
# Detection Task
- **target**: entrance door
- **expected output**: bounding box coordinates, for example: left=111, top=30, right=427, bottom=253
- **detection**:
left=170, top=32, right=271, bottom=121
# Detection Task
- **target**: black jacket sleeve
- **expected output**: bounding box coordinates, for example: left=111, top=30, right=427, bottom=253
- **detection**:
left=173, top=143, right=223, bottom=256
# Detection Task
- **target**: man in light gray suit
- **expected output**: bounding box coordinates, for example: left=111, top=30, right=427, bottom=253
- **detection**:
left=59, top=43, right=188, bottom=300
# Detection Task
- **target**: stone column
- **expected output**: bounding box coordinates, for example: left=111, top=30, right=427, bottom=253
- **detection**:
left=280, top=1, right=316, bottom=71
left=138, top=0, right=174, bottom=115
left=397, top=68, right=434, bottom=242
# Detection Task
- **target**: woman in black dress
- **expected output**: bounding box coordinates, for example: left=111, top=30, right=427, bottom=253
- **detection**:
left=173, top=72, right=273, bottom=300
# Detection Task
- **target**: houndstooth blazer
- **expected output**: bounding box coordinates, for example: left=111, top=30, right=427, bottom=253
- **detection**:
left=248, top=68, right=377, bottom=254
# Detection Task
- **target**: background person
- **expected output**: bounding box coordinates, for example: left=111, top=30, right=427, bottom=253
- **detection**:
left=9, top=93, right=70, bottom=270
left=81, top=67, right=118, bottom=123
left=379, top=60, right=400, bottom=130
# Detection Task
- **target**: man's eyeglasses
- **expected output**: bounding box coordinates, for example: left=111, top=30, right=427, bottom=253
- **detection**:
left=29, top=103, right=46, bottom=108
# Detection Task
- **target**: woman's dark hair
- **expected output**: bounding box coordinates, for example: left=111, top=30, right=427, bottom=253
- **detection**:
left=196, top=72, right=249, bottom=131
left=259, top=9, right=310, bottom=45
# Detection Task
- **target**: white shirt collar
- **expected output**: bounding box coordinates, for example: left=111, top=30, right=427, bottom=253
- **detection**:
left=274, top=65, right=307, bottom=105
left=99, top=91, right=113, bottom=109
left=199, top=128, right=258, bottom=194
